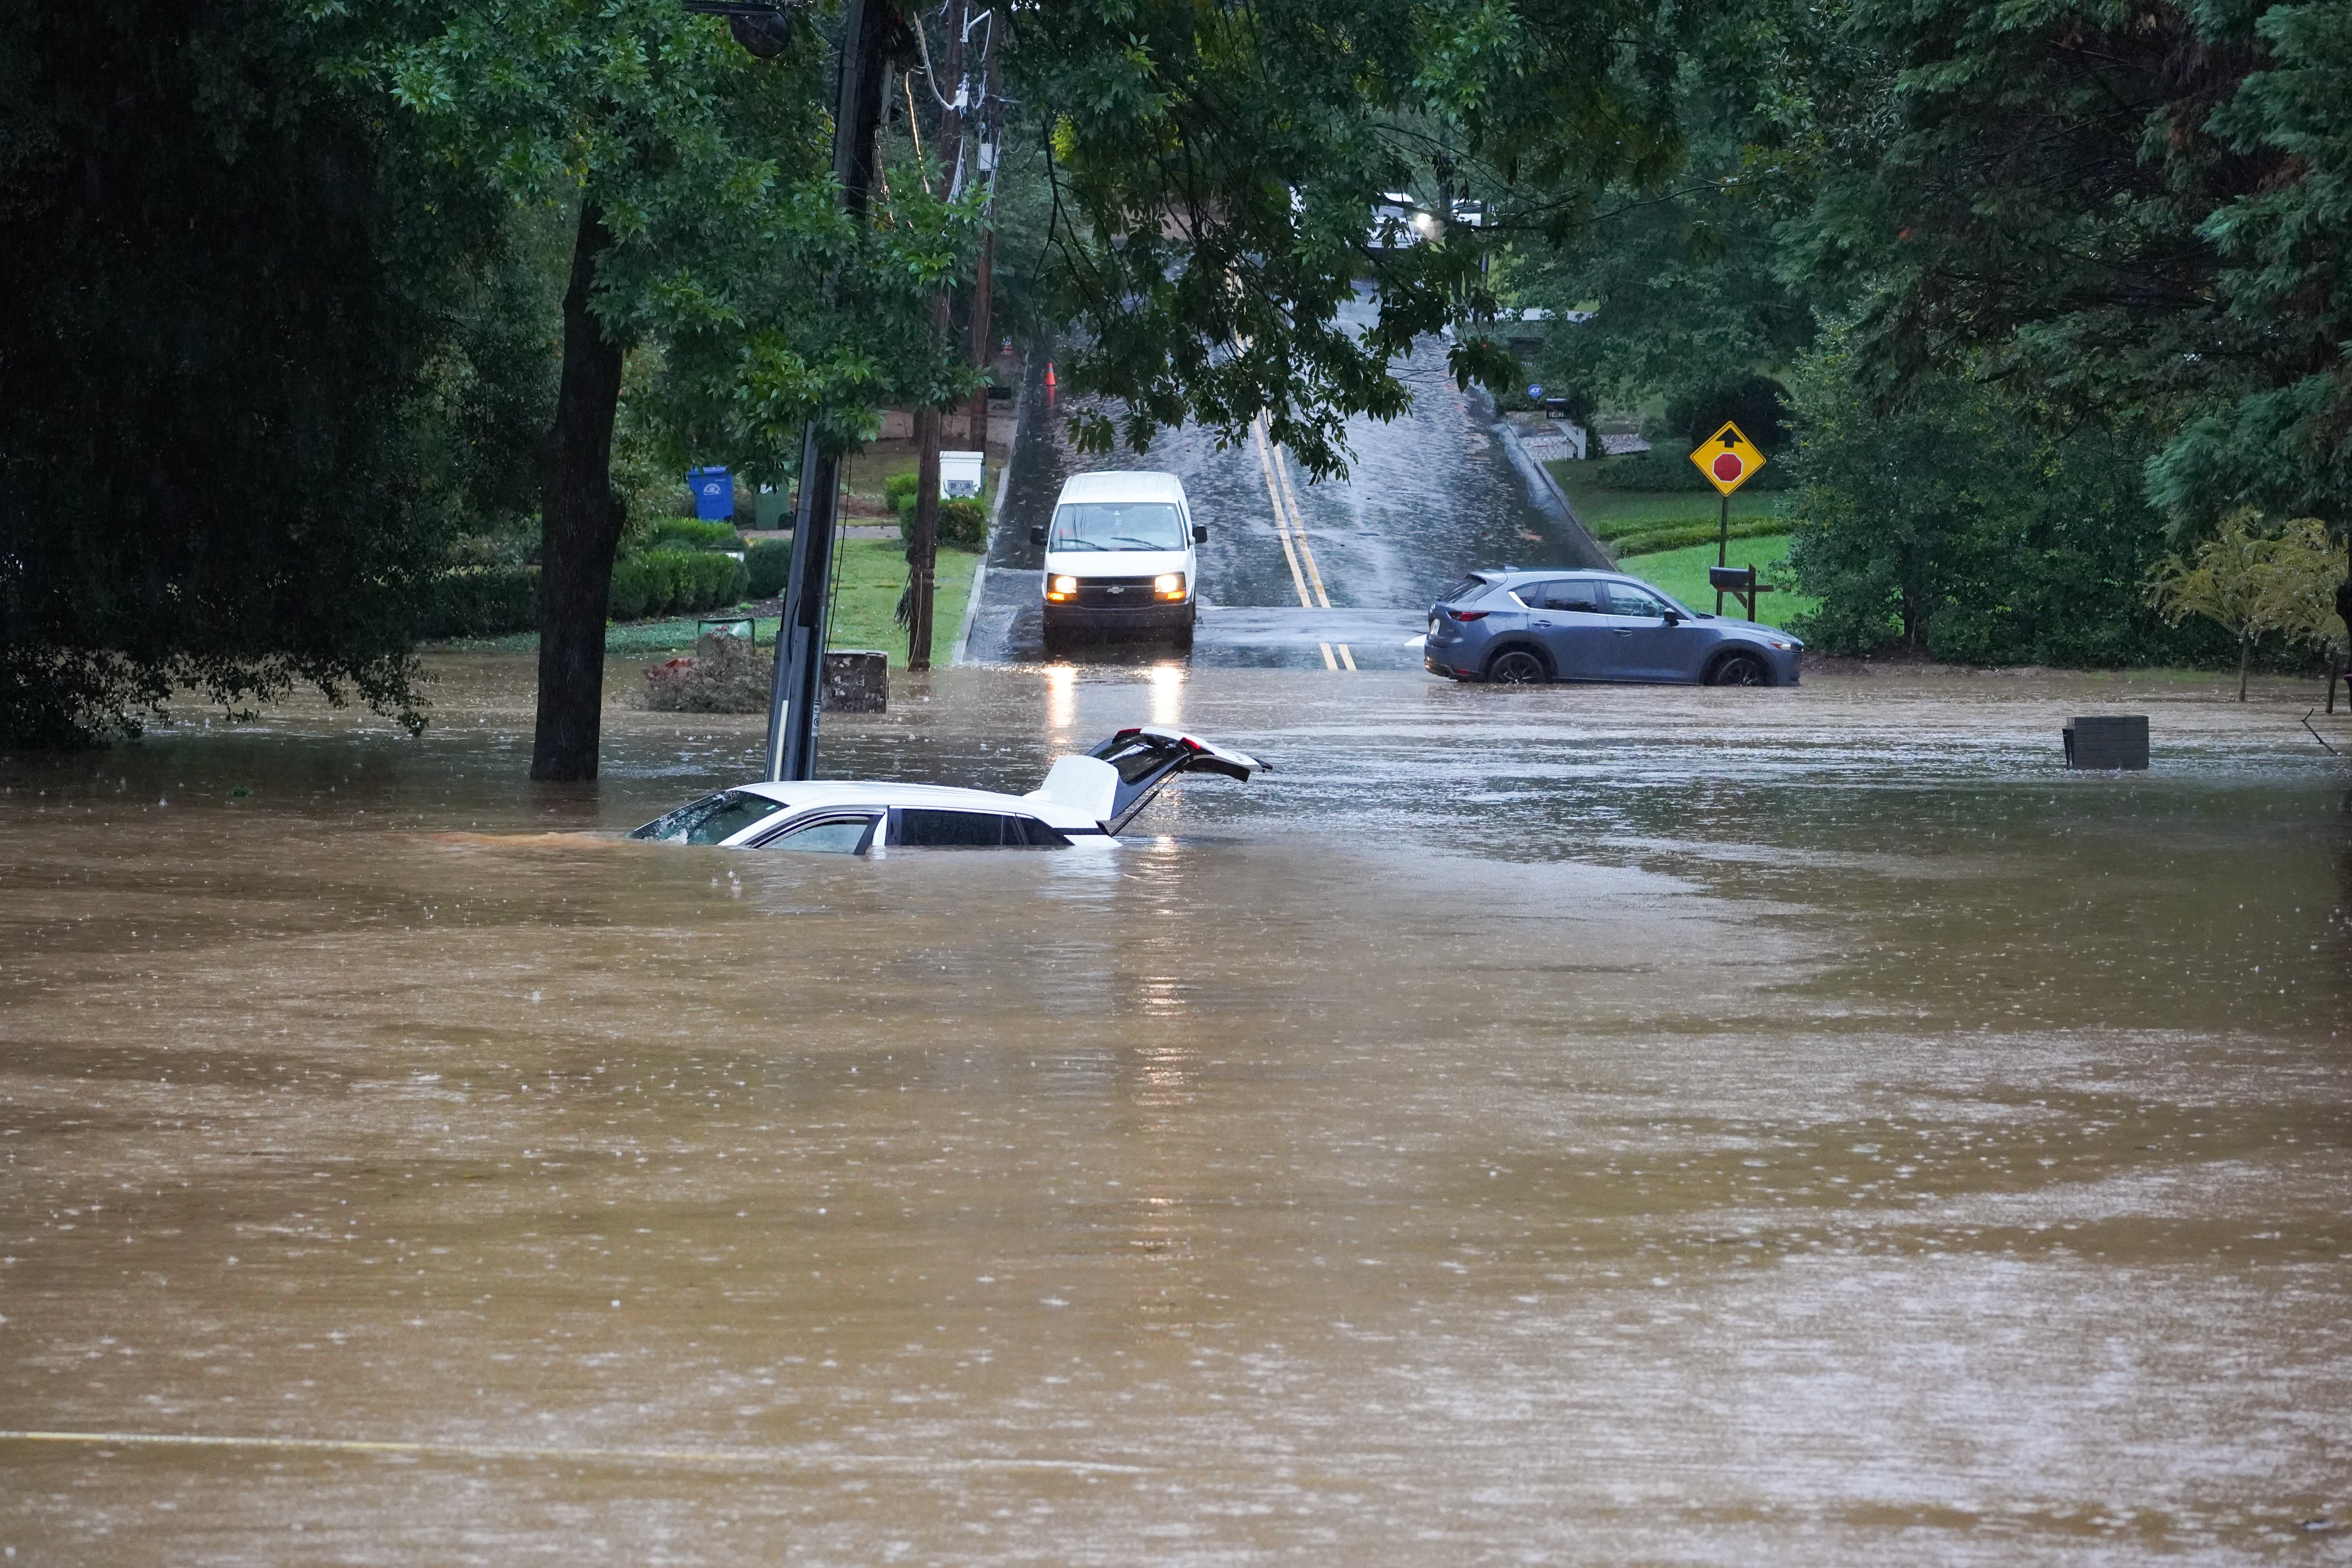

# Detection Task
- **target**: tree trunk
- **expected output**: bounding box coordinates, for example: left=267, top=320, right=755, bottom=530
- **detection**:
left=530, top=203, right=628, bottom=781
left=2238, top=633, right=2251, bottom=701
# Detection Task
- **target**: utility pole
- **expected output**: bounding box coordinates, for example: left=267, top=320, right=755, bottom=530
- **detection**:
left=904, top=0, right=965, bottom=672
left=761, top=0, right=893, bottom=780
left=965, top=38, right=1001, bottom=452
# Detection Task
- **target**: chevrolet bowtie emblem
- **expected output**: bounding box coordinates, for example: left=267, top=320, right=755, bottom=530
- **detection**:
left=1105, top=586, right=1125, bottom=594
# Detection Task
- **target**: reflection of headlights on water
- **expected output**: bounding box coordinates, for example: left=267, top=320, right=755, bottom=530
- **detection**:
left=1154, top=572, right=1185, bottom=601
left=1048, top=574, right=1078, bottom=603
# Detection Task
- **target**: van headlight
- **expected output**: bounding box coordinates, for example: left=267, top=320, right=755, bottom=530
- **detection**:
left=1048, top=574, right=1078, bottom=603
left=1154, top=572, right=1185, bottom=600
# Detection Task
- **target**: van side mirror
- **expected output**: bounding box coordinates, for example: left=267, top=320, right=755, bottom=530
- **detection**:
left=1192, top=524, right=1209, bottom=543
left=1029, top=525, right=1046, bottom=546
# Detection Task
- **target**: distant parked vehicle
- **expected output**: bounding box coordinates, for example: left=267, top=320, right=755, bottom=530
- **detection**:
left=1424, top=569, right=1802, bottom=687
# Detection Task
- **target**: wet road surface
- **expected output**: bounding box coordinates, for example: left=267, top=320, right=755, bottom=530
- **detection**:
left=965, top=314, right=1601, bottom=669
left=4, top=659, right=2351, bottom=1564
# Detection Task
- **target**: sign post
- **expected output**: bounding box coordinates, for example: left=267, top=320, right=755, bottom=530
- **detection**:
left=1689, top=421, right=1767, bottom=614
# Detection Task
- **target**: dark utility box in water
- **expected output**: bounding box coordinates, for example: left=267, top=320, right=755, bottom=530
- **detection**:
left=821, top=650, right=889, bottom=713
left=2065, top=715, right=2149, bottom=770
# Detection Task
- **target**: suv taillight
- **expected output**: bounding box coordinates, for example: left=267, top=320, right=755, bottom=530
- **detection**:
left=1447, top=609, right=1489, bottom=622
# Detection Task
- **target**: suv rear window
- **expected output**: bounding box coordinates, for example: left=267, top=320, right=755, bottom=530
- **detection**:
left=1437, top=574, right=1491, bottom=604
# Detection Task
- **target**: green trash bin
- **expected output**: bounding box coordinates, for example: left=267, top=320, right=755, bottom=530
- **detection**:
left=753, top=485, right=791, bottom=532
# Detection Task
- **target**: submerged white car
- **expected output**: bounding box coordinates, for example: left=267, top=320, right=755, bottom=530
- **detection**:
left=628, top=728, right=1266, bottom=852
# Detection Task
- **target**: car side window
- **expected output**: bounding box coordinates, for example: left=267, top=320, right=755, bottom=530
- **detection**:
left=893, top=808, right=1021, bottom=847
left=758, top=814, right=878, bottom=854
left=1603, top=583, right=1667, bottom=617
left=1013, top=816, right=1072, bottom=848
left=1516, top=580, right=1602, bottom=612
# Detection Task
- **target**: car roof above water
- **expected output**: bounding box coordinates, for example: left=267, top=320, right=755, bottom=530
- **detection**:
left=722, top=780, right=1100, bottom=831
left=1054, top=470, right=1187, bottom=506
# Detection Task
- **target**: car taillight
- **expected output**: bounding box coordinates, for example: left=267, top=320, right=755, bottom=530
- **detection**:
left=1448, top=609, right=1489, bottom=622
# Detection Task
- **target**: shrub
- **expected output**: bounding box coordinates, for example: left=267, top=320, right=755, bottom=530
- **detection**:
left=938, top=496, right=989, bottom=550
left=884, top=469, right=921, bottom=519
left=608, top=557, right=654, bottom=621
left=418, top=566, right=539, bottom=639
left=642, top=517, right=743, bottom=552
left=680, top=549, right=746, bottom=611
left=746, top=539, right=792, bottom=598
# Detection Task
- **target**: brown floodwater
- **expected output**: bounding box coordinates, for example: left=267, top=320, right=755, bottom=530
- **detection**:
left=3, top=657, right=2349, bottom=1564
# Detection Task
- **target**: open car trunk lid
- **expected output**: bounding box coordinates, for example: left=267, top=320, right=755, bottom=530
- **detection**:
left=1024, top=726, right=1267, bottom=835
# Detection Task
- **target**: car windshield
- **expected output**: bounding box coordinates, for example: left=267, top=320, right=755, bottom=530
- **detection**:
left=628, top=791, right=788, bottom=845
left=1049, top=501, right=1185, bottom=552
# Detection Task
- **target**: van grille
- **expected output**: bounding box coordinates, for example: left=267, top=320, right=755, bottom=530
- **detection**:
left=1067, top=575, right=1162, bottom=607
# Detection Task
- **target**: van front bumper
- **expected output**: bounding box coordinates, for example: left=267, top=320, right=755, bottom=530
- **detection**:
left=1043, top=602, right=1194, bottom=633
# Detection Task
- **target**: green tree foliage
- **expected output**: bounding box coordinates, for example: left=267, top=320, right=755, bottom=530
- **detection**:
left=2148, top=3, right=2352, bottom=528
left=1769, top=0, right=2350, bottom=529
left=1015, top=0, right=1689, bottom=476
left=355, top=0, right=978, bottom=776
left=1505, top=112, right=1813, bottom=432
left=2147, top=510, right=2345, bottom=698
left=1782, top=337, right=2230, bottom=667
left=0, top=0, right=518, bottom=745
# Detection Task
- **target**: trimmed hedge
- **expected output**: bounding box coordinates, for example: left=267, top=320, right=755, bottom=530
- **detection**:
left=609, top=548, right=746, bottom=621
left=642, top=516, right=744, bottom=552
left=1612, top=517, right=1791, bottom=558
left=1588, top=450, right=1792, bottom=492
left=746, top=539, right=792, bottom=598
left=418, top=566, right=539, bottom=639
left=418, top=548, right=749, bottom=638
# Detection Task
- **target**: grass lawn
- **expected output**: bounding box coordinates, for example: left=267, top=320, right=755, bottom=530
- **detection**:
left=432, top=539, right=984, bottom=667
left=1545, top=457, right=1785, bottom=540
left=1612, top=535, right=1816, bottom=631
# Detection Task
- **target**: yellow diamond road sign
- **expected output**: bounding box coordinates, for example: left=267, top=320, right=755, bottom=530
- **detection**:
left=1690, top=420, right=1766, bottom=496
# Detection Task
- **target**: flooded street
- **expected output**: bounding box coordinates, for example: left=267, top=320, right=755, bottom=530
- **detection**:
left=4, top=658, right=2351, bottom=1563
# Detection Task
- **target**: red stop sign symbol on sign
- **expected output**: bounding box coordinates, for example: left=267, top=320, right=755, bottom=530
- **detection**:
left=1712, top=451, right=1746, bottom=483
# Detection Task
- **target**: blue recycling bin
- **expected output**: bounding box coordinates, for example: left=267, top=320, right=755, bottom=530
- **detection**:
left=687, top=466, right=734, bottom=521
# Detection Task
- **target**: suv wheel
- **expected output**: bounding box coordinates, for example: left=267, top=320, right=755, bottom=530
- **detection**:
left=1707, top=650, right=1770, bottom=686
left=1486, top=648, right=1550, bottom=685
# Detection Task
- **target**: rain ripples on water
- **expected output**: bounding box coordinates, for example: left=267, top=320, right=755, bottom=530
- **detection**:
left=2, top=660, right=2348, bottom=1563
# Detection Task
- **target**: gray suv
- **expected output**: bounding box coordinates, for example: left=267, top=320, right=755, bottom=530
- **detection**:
left=1425, top=569, right=1802, bottom=687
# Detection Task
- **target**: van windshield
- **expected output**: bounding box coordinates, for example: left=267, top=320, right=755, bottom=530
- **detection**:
left=1049, top=501, right=1185, bottom=552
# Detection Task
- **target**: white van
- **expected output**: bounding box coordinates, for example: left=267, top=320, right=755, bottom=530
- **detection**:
left=1029, top=470, right=1205, bottom=653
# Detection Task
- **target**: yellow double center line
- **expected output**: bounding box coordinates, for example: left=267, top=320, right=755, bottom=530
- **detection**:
left=1249, top=416, right=1354, bottom=671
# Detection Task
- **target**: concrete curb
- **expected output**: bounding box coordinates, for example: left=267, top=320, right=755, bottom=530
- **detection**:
left=951, top=361, right=1027, bottom=666
left=1496, top=419, right=1614, bottom=569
